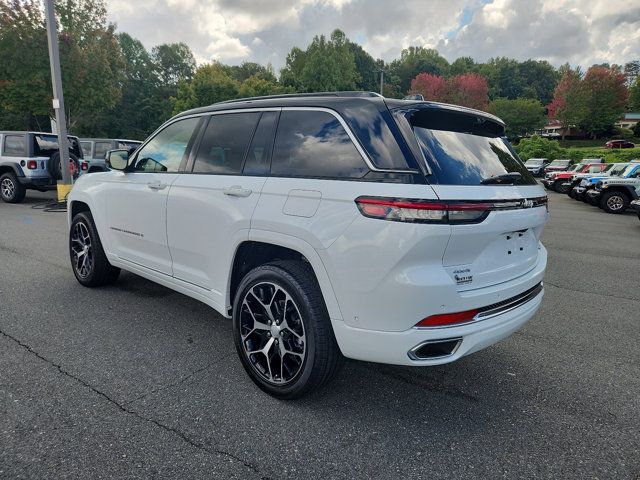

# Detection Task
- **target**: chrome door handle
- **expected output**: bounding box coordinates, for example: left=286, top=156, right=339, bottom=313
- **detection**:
left=147, top=181, right=167, bottom=191
left=223, top=185, right=252, bottom=197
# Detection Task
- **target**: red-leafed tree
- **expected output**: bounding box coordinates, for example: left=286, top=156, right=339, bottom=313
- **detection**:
left=409, top=72, right=488, bottom=110
left=447, top=73, right=489, bottom=111
left=580, top=66, right=628, bottom=138
left=546, top=68, right=587, bottom=139
left=409, top=73, right=447, bottom=102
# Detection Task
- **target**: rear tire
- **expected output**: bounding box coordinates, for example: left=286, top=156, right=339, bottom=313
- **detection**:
left=600, top=191, right=629, bottom=214
left=49, top=152, right=80, bottom=180
left=69, top=211, right=120, bottom=286
left=232, top=260, right=343, bottom=399
left=0, top=172, right=26, bottom=203
left=554, top=180, right=568, bottom=193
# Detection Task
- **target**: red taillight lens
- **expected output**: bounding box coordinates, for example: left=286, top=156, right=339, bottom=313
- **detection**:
left=415, top=309, right=479, bottom=327
left=355, top=197, right=491, bottom=224
left=81, top=161, right=88, bottom=170
left=27, top=160, right=37, bottom=169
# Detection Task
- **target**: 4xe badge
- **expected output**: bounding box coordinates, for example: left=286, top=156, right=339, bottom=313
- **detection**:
left=453, top=268, right=473, bottom=285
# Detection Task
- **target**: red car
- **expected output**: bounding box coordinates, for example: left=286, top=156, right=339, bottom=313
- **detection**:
left=605, top=140, right=635, bottom=149
left=542, top=163, right=608, bottom=193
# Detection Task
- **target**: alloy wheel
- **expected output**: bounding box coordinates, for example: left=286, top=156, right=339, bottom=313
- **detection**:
left=239, top=282, right=306, bottom=385
left=606, top=195, right=624, bottom=211
left=1, top=177, right=15, bottom=199
left=70, top=221, right=94, bottom=278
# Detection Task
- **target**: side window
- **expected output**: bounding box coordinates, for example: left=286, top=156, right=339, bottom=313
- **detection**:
left=243, top=111, right=278, bottom=175
left=93, top=142, right=112, bottom=159
left=630, top=168, right=640, bottom=178
left=192, top=112, right=260, bottom=174
left=80, top=142, right=92, bottom=158
left=271, top=110, right=368, bottom=178
left=4, top=135, right=26, bottom=156
left=133, top=117, right=200, bottom=173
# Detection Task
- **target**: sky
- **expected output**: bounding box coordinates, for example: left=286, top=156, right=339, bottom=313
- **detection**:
left=106, top=0, right=640, bottom=70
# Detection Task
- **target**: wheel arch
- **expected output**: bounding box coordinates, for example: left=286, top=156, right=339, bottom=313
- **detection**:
left=0, top=163, right=24, bottom=177
left=228, top=232, right=343, bottom=322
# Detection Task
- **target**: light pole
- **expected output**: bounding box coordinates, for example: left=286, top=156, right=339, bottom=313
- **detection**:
left=44, top=0, right=73, bottom=202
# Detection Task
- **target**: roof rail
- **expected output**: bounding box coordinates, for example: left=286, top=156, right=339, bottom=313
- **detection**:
left=215, top=91, right=382, bottom=105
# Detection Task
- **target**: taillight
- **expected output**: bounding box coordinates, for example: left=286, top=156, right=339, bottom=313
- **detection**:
left=415, top=309, right=479, bottom=327
left=27, top=160, right=37, bottom=169
left=81, top=161, right=88, bottom=170
left=355, top=197, right=492, bottom=224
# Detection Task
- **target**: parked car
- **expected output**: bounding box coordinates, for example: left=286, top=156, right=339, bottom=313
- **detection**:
left=629, top=199, right=640, bottom=221
left=524, top=158, right=550, bottom=177
left=573, top=162, right=640, bottom=201
left=543, top=159, right=572, bottom=175
left=68, top=92, right=549, bottom=398
left=0, top=131, right=83, bottom=203
left=567, top=163, right=618, bottom=199
left=542, top=162, right=607, bottom=193
left=80, top=138, right=142, bottom=173
left=587, top=176, right=640, bottom=213
left=605, top=140, right=635, bottom=149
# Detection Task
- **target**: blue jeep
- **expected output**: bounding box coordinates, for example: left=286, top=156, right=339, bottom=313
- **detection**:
left=573, top=162, right=640, bottom=203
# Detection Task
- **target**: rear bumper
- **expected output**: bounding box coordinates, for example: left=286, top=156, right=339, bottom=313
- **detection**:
left=18, top=176, right=56, bottom=189
left=332, top=285, right=543, bottom=366
left=331, top=245, right=547, bottom=366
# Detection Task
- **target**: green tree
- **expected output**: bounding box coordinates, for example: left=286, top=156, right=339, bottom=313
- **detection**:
left=388, top=46, right=450, bottom=93
left=479, top=57, right=523, bottom=100
left=629, top=76, right=640, bottom=111
left=279, top=47, right=307, bottom=90
left=151, top=43, right=196, bottom=85
left=488, top=98, right=546, bottom=138
left=581, top=66, right=628, bottom=138
left=449, top=56, right=477, bottom=76
left=518, top=59, right=559, bottom=105
left=224, top=62, right=277, bottom=83
left=347, top=41, right=379, bottom=92
left=237, top=75, right=291, bottom=98
left=171, top=63, right=238, bottom=114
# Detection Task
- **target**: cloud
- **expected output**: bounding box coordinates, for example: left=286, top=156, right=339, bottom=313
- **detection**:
left=106, top=0, right=640, bottom=70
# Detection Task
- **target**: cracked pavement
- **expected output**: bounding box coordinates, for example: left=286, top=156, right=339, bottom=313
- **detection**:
left=1, top=191, right=639, bottom=479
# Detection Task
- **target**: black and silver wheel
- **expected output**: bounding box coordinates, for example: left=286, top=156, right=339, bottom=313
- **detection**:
left=233, top=261, right=343, bottom=399
left=554, top=180, right=569, bottom=194
left=69, top=212, right=120, bottom=286
left=0, top=172, right=26, bottom=203
left=600, top=191, right=628, bottom=214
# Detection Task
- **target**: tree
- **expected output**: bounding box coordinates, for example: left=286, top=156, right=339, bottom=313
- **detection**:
left=347, top=41, right=379, bottom=92
left=449, top=56, right=477, bottom=76
left=171, top=63, right=238, bottom=114
left=409, top=73, right=447, bottom=102
left=518, top=59, right=560, bottom=105
left=628, top=76, right=640, bottom=111
left=547, top=68, right=588, bottom=139
left=224, top=62, right=276, bottom=83
left=580, top=66, right=628, bottom=138
left=623, top=60, right=640, bottom=86
left=447, top=74, right=488, bottom=111
left=237, top=75, right=291, bottom=98
left=151, top=43, right=196, bottom=86
left=479, top=57, right=523, bottom=100
left=389, top=47, right=449, bottom=93
left=409, top=72, right=488, bottom=110
left=488, top=98, right=546, bottom=138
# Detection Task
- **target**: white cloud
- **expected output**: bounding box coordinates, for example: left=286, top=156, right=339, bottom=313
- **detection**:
left=106, top=0, right=640, bottom=70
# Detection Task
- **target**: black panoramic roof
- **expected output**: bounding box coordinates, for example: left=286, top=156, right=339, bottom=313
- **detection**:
left=173, top=91, right=504, bottom=127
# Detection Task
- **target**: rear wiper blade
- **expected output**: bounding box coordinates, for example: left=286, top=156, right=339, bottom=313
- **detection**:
left=480, top=172, right=522, bottom=185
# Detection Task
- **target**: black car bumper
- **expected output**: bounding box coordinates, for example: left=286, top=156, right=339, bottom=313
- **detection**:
left=18, top=176, right=56, bottom=190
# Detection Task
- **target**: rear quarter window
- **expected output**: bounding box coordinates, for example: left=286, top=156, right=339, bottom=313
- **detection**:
left=3, top=135, right=26, bottom=156
left=271, top=110, right=368, bottom=179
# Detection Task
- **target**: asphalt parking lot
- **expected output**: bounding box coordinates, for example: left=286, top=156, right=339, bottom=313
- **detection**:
left=1, top=190, right=639, bottom=479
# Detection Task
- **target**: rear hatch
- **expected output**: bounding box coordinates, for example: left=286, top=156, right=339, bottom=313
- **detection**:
left=392, top=104, right=548, bottom=291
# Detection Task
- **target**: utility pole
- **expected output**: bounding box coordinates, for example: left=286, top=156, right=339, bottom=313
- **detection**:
left=44, top=0, right=73, bottom=202
left=379, top=69, right=384, bottom=96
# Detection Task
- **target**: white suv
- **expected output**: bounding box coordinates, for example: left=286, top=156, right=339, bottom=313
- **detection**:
left=68, top=92, right=548, bottom=398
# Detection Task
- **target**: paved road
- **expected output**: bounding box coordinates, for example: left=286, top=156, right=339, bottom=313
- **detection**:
left=1, top=190, right=639, bottom=479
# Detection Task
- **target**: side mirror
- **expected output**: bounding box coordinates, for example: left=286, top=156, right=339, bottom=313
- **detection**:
left=106, top=149, right=130, bottom=170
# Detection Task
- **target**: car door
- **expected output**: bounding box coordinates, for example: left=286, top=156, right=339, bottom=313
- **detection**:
left=166, top=110, right=276, bottom=302
left=106, top=116, right=201, bottom=275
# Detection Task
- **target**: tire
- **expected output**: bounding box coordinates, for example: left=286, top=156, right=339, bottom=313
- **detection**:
left=600, top=190, right=629, bottom=214
left=0, top=172, right=27, bottom=203
left=554, top=180, right=569, bottom=194
left=569, top=188, right=577, bottom=199
left=49, top=151, right=80, bottom=180
left=69, top=211, right=120, bottom=287
left=232, top=260, right=343, bottom=399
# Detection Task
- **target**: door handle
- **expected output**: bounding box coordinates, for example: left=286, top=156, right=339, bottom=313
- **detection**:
left=147, top=181, right=167, bottom=191
left=223, top=185, right=252, bottom=197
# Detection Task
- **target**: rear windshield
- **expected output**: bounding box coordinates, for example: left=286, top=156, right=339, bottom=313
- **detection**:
left=525, top=159, right=544, bottom=165
left=548, top=160, right=570, bottom=166
left=395, top=108, right=536, bottom=185
left=34, top=134, right=82, bottom=158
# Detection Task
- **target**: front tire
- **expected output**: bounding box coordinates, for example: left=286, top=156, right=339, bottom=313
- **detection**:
left=69, top=211, right=120, bottom=286
left=0, top=172, right=26, bottom=203
left=232, top=260, right=343, bottom=399
left=554, top=180, right=569, bottom=193
left=600, top=191, right=629, bottom=214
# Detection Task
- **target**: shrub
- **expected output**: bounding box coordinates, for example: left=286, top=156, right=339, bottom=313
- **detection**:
left=515, top=135, right=565, bottom=160
left=634, top=122, right=640, bottom=137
